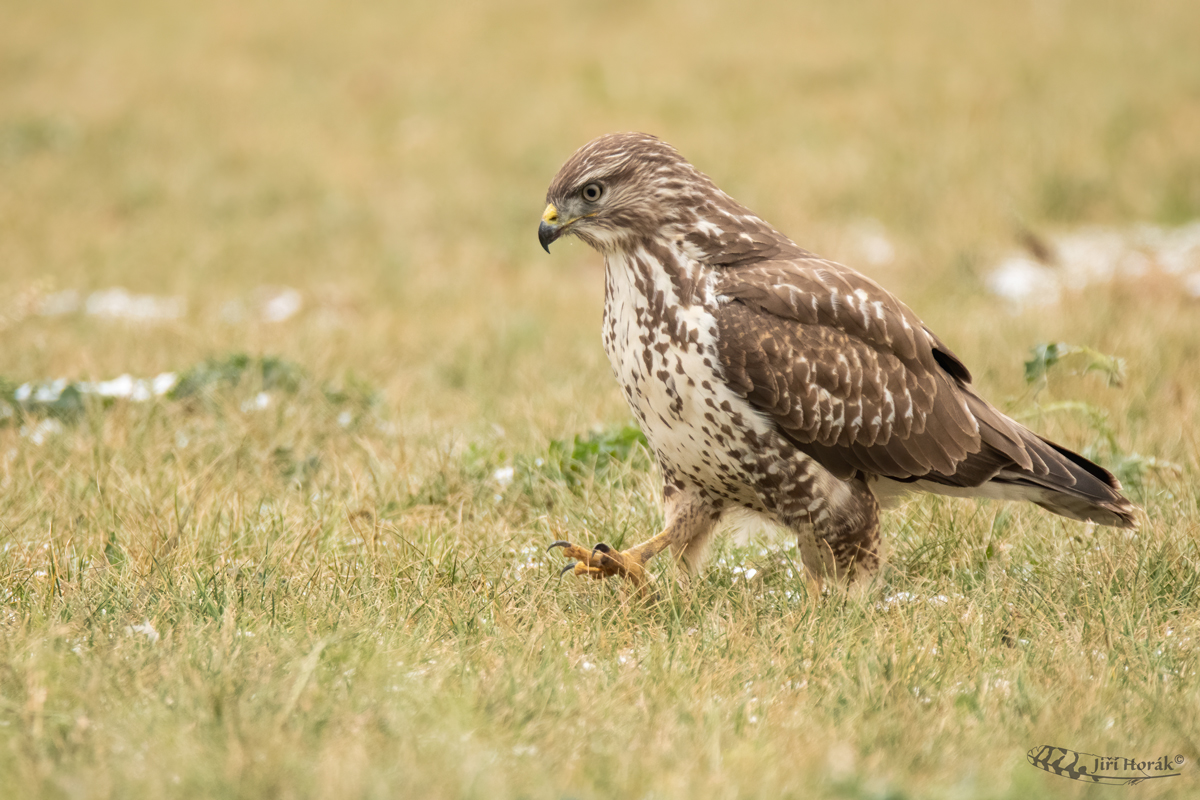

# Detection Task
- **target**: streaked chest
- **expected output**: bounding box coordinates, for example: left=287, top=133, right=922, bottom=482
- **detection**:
left=600, top=248, right=775, bottom=484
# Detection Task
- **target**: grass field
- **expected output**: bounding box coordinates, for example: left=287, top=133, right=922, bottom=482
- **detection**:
left=3, top=0, right=1200, bottom=797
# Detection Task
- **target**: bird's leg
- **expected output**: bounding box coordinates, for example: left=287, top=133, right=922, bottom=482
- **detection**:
left=549, top=486, right=719, bottom=587
left=797, top=478, right=882, bottom=585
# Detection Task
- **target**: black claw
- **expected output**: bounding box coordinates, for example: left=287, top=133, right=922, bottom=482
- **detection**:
left=592, top=542, right=613, bottom=554
left=547, top=540, right=571, bottom=552
left=559, top=562, right=577, bottom=578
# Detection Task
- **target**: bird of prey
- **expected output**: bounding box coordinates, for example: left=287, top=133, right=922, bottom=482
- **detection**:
left=538, top=132, right=1138, bottom=589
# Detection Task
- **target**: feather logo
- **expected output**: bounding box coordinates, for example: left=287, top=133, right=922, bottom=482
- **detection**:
left=1027, top=745, right=1185, bottom=785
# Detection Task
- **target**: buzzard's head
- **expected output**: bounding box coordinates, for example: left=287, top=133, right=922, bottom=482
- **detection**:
left=539, top=132, right=711, bottom=254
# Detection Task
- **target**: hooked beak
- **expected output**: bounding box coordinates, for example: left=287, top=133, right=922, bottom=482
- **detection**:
left=538, top=203, right=564, bottom=253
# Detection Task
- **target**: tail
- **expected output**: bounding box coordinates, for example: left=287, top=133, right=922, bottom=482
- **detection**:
left=910, top=393, right=1140, bottom=529
left=987, top=437, right=1139, bottom=529
left=970, top=395, right=1139, bottom=528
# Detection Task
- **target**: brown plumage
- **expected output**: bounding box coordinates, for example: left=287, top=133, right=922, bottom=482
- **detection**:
left=540, top=132, right=1138, bottom=589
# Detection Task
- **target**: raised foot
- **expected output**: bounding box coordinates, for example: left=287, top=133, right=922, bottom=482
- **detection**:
left=547, top=540, right=648, bottom=586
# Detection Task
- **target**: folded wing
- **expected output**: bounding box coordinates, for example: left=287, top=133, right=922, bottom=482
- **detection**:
left=714, top=259, right=1138, bottom=528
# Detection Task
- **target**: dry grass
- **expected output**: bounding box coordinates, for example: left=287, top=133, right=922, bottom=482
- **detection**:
left=2, top=0, right=1200, bottom=797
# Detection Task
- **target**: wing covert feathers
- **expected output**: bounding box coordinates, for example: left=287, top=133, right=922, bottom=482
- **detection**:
left=714, top=258, right=1139, bottom=529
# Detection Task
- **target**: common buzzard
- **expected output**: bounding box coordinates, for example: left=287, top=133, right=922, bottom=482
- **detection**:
left=539, top=133, right=1138, bottom=589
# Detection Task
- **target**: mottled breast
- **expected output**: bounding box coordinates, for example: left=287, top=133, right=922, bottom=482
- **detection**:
left=601, top=246, right=779, bottom=504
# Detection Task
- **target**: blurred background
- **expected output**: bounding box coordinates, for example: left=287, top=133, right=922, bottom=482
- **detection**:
left=3, top=0, right=1199, bottom=450
left=3, top=3, right=1200, bottom=795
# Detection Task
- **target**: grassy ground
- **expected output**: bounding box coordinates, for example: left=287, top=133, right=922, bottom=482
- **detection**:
left=3, top=0, right=1200, bottom=797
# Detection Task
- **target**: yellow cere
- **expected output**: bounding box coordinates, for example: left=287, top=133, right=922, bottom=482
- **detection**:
left=542, top=204, right=559, bottom=224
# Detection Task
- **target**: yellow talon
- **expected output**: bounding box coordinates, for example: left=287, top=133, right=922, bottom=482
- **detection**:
left=549, top=539, right=648, bottom=585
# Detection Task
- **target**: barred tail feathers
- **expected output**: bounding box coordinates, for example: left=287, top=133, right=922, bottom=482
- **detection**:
left=872, top=397, right=1141, bottom=529
left=966, top=397, right=1139, bottom=529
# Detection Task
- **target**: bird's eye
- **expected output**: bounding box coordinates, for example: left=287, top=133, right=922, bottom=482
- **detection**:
left=581, top=183, right=603, bottom=202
